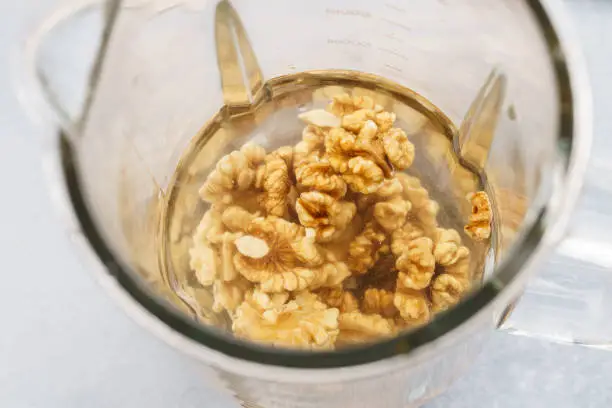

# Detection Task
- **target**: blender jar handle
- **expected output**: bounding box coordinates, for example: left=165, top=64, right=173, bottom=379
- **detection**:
left=15, top=0, right=118, bottom=138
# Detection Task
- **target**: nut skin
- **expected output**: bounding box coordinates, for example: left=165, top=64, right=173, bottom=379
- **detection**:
left=465, top=191, right=492, bottom=240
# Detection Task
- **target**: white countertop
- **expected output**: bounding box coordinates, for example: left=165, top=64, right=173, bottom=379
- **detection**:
left=1, top=1, right=611, bottom=407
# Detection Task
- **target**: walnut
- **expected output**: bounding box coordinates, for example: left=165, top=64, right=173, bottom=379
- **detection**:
left=189, top=240, right=218, bottom=287
left=341, top=108, right=396, bottom=134
left=232, top=216, right=350, bottom=292
left=434, top=228, right=470, bottom=266
left=382, top=128, right=415, bottom=170
left=373, top=196, right=411, bottom=232
left=221, top=206, right=259, bottom=232
left=294, top=125, right=326, bottom=167
left=393, top=289, right=431, bottom=325
left=260, top=153, right=291, bottom=217
left=325, top=127, right=390, bottom=191
left=336, top=311, right=395, bottom=345
left=325, top=127, right=357, bottom=173
left=212, top=276, right=251, bottom=313
left=199, top=143, right=266, bottom=204
left=465, top=191, right=492, bottom=240
left=362, top=288, right=397, bottom=318
left=193, top=207, right=227, bottom=245
left=343, top=156, right=385, bottom=194
left=316, top=288, right=359, bottom=313
left=391, top=221, right=425, bottom=257
left=319, top=253, right=352, bottom=287
left=327, top=93, right=377, bottom=117
left=295, top=191, right=356, bottom=242
left=396, top=237, right=435, bottom=290
left=358, top=119, right=379, bottom=141
left=272, top=146, right=294, bottom=170
left=445, top=252, right=471, bottom=281
left=231, top=216, right=323, bottom=291
left=254, top=267, right=330, bottom=293
left=348, top=221, right=387, bottom=275
left=430, top=274, right=469, bottom=313
left=302, top=124, right=327, bottom=148
left=220, top=232, right=239, bottom=281
left=341, top=108, right=377, bottom=133
left=232, top=290, right=340, bottom=350
left=295, top=155, right=347, bottom=199
left=375, top=111, right=396, bottom=133
left=355, top=177, right=403, bottom=211
left=396, top=173, right=439, bottom=235
left=190, top=92, right=490, bottom=349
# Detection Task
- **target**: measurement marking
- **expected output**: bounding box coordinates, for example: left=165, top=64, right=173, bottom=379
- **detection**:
left=381, top=17, right=411, bottom=32
left=385, top=3, right=406, bottom=13
left=326, top=8, right=372, bottom=18
left=383, top=63, right=403, bottom=73
left=327, top=38, right=372, bottom=48
left=378, top=47, right=410, bottom=61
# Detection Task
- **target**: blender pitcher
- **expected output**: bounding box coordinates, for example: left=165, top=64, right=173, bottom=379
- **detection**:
left=17, top=0, right=592, bottom=407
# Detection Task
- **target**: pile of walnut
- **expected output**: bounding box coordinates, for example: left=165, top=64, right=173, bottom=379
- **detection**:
left=190, top=93, right=492, bottom=350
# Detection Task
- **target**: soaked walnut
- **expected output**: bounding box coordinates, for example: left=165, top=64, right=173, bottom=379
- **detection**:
left=199, top=143, right=266, bottom=204
left=295, top=155, right=347, bottom=199
left=272, top=146, right=294, bottom=170
left=343, top=156, right=385, bottom=194
left=260, top=153, right=291, bottom=217
left=294, top=125, right=327, bottom=167
left=336, top=311, right=395, bottom=345
left=446, top=254, right=471, bottom=280
left=391, top=221, right=425, bottom=257
left=324, top=127, right=391, bottom=193
left=382, top=128, right=415, bottom=170
left=430, top=274, right=469, bottom=313
left=396, top=237, right=436, bottom=290
left=188, top=93, right=487, bottom=349
left=327, top=93, right=378, bottom=117
left=355, top=177, right=404, bottom=211
left=362, top=288, right=397, bottom=318
left=231, top=216, right=326, bottom=292
left=348, top=221, right=387, bottom=275
left=374, top=196, right=411, bottom=232
left=394, top=289, right=431, bottom=326
left=433, top=228, right=470, bottom=267
left=190, top=240, right=218, bottom=287
left=316, top=288, right=359, bottom=313
left=212, top=277, right=251, bottom=313
left=221, top=206, right=259, bottom=232
left=431, top=242, right=472, bottom=312
left=233, top=290, right=340, bottom=350
left=341, top=109, right=377, bottom=133
left=295, top=191, right=356, bottom=242
left=396, top=173, right=439, bottom=236
left=465, top=191, right=492, bottom=240
left=194, top=207, right=227, bottom=245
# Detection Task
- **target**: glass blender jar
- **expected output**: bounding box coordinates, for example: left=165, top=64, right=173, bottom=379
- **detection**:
left=17, top=0, right=592, bottom=406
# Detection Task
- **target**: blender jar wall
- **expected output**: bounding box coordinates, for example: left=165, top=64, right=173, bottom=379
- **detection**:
left=75, top=0, right=562, bottom=310
left=18, top=0, right=588, bottom=406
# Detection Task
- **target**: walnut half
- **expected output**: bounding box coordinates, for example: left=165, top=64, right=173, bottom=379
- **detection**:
left=465, top=191, right=492, bottom=240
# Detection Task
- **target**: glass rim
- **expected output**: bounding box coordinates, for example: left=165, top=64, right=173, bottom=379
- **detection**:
left=56, top=0, right=589, bottom=369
